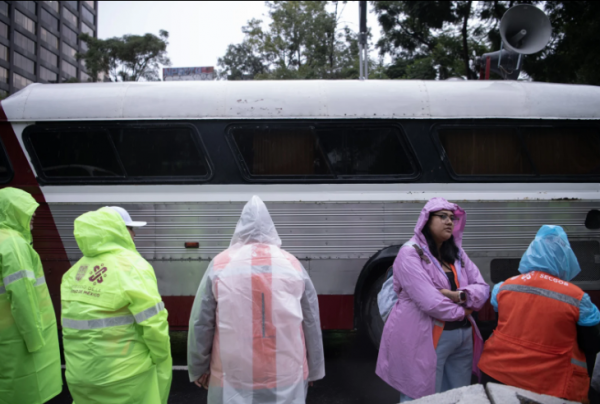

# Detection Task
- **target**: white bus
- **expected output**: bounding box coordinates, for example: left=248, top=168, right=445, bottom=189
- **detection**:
left=1, top=80, right=599, bottom=344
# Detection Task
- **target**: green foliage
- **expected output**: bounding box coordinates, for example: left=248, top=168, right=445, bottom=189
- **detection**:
left=375, top=1, right=600, bottom=84
left=78, top=30, right=171, bottom=82
left=374, top=1, right=490, bottom=80
left=525, top=1, right=600, bottom=85
left=220, top=1, right=600, bottom=84
left=218, top=1, right=378, bottom=80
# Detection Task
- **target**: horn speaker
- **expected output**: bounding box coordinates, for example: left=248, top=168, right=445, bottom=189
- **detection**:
left=500, top=4, right=552, bottom=54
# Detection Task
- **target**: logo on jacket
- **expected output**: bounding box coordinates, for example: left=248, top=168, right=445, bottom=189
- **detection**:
left=75, top=265, right=88, bottom=281
left=89, top=265, right=107, bottom=284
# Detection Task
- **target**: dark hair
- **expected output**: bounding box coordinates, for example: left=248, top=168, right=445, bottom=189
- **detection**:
left=422, top=221, right=459, bottom=265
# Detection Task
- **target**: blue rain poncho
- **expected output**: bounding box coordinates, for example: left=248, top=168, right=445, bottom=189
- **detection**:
left=491, top=225, right=600, bottom=326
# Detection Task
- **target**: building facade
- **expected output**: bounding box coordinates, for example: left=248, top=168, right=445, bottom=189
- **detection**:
left=0, top=1, right=97, bottom=96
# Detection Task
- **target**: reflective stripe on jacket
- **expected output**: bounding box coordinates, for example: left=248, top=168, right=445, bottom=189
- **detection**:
left=479, top=270, right=589, bottom=402
left=0, top=187, right=62, bottom=404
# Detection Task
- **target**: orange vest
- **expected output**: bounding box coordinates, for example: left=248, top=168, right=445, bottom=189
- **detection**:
left=432, top=264, right=468, bottom=348
left=478, top=271, right=589, bottom=402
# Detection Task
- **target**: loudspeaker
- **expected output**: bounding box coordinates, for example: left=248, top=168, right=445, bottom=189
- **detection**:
left=500, top=4, right=552, bottom=54
left=478, top=50, right=521, bottom=80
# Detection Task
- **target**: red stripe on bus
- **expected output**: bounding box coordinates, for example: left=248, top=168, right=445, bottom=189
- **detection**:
left=0, top=102, right=71, bottom=317
left=317, top=295, right=354, bottom=330
left=163, top=294, right=355, bottom=330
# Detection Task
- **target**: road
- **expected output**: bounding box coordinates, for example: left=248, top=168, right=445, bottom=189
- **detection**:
left=48, top=330, right=399, bottom=404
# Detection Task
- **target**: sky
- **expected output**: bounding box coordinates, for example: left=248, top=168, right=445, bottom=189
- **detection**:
left=97, top=1, right=382, bottom=72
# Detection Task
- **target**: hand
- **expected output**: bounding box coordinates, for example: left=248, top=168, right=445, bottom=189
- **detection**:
left=439, top=289, right=460, bottom=303
left=464, top=308, right=473, bottom=317
left=195, top=372, right=210, bottom=389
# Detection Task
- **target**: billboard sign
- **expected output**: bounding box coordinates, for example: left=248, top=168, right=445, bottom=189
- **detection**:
left=163, top=66, right=215, bottom=81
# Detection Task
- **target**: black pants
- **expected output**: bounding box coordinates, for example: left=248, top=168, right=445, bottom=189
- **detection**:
left=480, top=371, right=502, bottom=386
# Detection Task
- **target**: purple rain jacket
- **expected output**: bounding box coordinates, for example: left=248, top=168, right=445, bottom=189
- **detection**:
left=375, top=198, right=490, bottom=399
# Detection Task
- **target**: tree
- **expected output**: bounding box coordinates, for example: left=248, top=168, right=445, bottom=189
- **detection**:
left=373, top=1, right=490, bottom=80
left=218, top=1, right=376, bottom=80
left=78, top=30, right=171, bottom=82
left=374, top=1, right=600, bottom=85
left=524, top=2, right=600, bottom=85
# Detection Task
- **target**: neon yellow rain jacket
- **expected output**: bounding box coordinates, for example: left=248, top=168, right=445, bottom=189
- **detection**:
left=61, top=207, right=172, bottom=404
left=0, top=187, right=62, bottom=404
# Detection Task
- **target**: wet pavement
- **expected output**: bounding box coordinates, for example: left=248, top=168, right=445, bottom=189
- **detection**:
left=48, top=330, right=399, bottom=404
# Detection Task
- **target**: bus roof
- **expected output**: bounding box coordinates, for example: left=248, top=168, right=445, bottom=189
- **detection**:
left=2, top=80, right=599, bottom=122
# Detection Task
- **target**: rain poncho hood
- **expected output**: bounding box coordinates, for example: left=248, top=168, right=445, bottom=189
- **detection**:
left=230, top=196, right=282, bottom=247
left=188, top=195, right=325, bottom=404
left=518, top=225, right=581, bottom=281
left=62, top=207, right=172, bottom=404
left=414, top=197, right=467, bottom=249
left=376, top=198, right=489, bottom=399
left=0, top=187, right=62, bottom=403
left=0, top=187, right=39, bottom=243
left=74, top=207, right=136, bottom=257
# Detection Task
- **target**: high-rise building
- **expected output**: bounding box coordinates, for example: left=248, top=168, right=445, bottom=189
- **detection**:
left=0, top=1, right=98, bottom=96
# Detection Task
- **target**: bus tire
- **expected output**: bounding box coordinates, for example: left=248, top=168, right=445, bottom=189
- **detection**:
left=362, top=269, right=388, bottom=349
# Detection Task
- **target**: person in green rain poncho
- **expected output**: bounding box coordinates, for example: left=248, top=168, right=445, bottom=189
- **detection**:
left=61, top=206, right=172, bottom=404
left=0, top=187, right=62, bottom=404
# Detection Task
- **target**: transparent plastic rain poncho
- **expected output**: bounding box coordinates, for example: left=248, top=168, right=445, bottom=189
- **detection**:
left=518, top=225, right=581, bottom=281
left=188, top=196, right=325, bottom=404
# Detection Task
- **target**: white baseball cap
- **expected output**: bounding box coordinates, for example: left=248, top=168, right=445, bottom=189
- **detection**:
left=107, top=206, right=147, bottom=227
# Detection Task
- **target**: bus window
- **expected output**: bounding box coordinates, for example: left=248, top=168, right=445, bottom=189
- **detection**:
left=231, top=126, right=332, bottom=177
left=438, top=124, right=600, bottom=179
left=25, top=124, right=211, bottom=183
left=439, top=127, right=535, bottom=176
left=29, top=130, right=125, bottom=178
left=110, top=127, right=208, bottom=177
left=523, top=127, right=600, bottom=176
left=492, top=240, right=600, bottom=283
left=230, top=124, right=417, bottom=180
left=317, top=127, right=414, bottom=176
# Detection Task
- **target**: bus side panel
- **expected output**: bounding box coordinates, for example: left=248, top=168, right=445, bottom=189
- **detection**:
left=46, top=200, right=369, bottom=330
left=40, top=195, right=600, bottom=332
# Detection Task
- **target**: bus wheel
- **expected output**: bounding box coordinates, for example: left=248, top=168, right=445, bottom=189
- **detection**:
left=362, top=270, right=388, bottom=349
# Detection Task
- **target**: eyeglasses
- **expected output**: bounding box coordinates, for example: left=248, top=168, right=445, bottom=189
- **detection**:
left=431, top=213, right=459, bottom=223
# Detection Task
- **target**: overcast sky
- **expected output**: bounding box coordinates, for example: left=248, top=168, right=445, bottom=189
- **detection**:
left=97, top=1, right=381, bottom=72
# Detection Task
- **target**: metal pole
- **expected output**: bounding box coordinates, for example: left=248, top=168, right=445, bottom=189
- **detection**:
left=364, top=45, right=368, bottom=79
left=359, top=1, right=367, bottom=80
left=359, top=43, right=364, bottom=80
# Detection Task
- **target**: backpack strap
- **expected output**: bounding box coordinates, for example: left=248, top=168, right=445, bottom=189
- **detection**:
left=412, top=244, right=431, bottom=264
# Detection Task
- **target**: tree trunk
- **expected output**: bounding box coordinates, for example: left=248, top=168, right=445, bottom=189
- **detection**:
left=329, top=2, right=338, bottom=77
left=461, top=1, right=473, bottom=79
